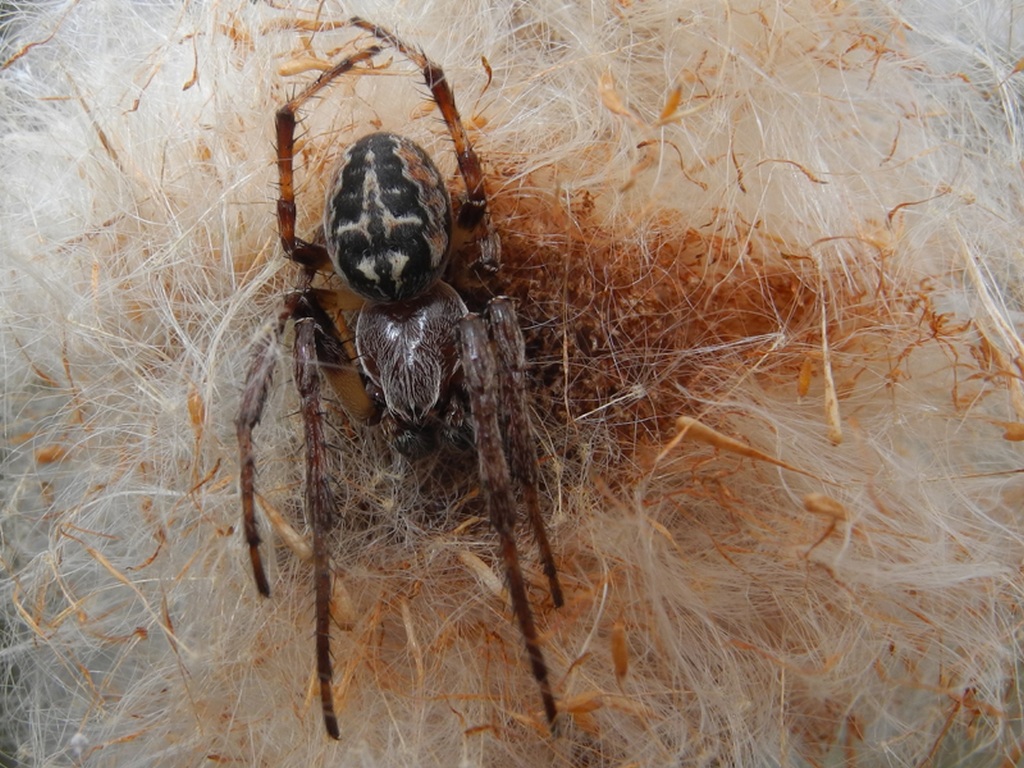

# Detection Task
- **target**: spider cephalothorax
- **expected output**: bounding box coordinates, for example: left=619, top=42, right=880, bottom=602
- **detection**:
left=236, top=18, right=563, bottom=740
left=358, top=279, right=468, bottom=456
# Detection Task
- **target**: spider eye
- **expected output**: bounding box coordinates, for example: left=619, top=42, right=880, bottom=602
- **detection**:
left=324, top=132, right=452, bottom=302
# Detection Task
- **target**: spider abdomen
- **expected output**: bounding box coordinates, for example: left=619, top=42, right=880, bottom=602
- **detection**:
left=324, top=132, right=452, bottom=302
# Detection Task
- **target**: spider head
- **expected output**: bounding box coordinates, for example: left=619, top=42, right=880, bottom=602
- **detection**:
left=355, top=282, right=468, bottom=456
left=324, top=132, right=452, bottom=302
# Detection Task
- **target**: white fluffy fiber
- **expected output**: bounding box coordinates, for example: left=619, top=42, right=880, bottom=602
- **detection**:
left=3, top=0, right=1024, bottom=766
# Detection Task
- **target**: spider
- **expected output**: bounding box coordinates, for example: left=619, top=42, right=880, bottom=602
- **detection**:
left=236, top=18, right=564, bottom=740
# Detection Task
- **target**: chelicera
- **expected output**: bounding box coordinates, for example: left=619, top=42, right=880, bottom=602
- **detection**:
left=236, top=18, right=564, bottom=739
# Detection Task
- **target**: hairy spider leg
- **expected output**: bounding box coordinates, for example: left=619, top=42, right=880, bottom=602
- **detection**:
left=237, top=288, right=307, bottom=597
left=276, top=45, right=383, bottom=269
left=459, top=313, right=559, bottom=732
left=236, top=273, right=350, bottom=738
left=485, top=298, right=564, bottom=609
left=293, top=302, right=343, bottom=740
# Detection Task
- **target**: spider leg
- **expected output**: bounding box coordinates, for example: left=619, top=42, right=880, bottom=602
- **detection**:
left=350, top=18, right=501, bottom=269
left=293, top=298, right=343, bottom=740
left=276, top=44, right=382, bottom=269
left=237, top=290, right=306, bottom=597
left=485, top=298, right=564, bottom=608
left=307, top=288, right=377, bottom=424
left=459, top=314, right=559, bottom=732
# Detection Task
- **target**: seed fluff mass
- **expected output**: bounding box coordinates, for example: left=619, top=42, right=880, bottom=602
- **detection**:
left=1, top=1, right=1023, bottom=766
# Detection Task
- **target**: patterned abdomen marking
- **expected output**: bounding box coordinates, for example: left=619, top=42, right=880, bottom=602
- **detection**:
left=324, top=132, right=452, bottom=301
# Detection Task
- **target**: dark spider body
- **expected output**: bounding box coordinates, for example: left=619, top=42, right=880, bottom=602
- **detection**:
left=324, top=130, right=468, bottom=456
left=237, top=18, right=563, bottom=741
left=325, top=132, right=452, bottom=302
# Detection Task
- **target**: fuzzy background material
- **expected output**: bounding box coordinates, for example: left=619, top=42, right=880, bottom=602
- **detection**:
left=2, top=0, right=1023, bottom=766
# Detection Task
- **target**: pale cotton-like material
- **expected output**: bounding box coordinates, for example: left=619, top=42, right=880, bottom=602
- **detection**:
left=2, top=1, right=1022, bottom=765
